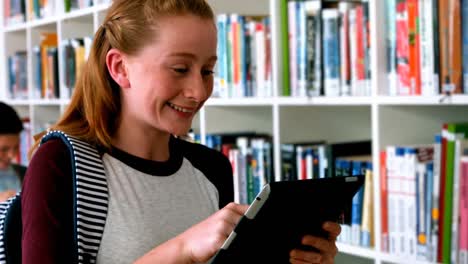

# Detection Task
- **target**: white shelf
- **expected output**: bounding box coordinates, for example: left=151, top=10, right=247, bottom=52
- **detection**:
left=29, top=17, right=58, bottom=28
left=337, top=243, right=377, bottom=260
left=5, top=99, right=68, bottom=106
left=206, top=97, right=274, bottom=106
left=377, top=95, right=468, bottom=105
left=276, top=96, right=373, bottom=106
left=60, top=7, right=96, bottom=20
left=379, top=252, right=438, bottom=264
left=3, top=99, right=30, bottom=106
left=3, top=23, right=27, bottom=33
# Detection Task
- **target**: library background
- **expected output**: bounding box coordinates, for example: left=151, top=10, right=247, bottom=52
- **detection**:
left=2, top=0, right=468, bottom=263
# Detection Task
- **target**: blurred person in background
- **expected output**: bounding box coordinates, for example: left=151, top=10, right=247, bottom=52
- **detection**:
left=0, top=102, right=26, bottom=202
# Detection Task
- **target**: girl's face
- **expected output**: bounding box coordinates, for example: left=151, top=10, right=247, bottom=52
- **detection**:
left=121, top=15, right=217, bottom=136
left=0, top=134, right=19, bottom=170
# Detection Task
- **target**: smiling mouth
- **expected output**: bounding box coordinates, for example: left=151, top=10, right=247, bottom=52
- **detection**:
left=167, top=102, right=195, bottom=113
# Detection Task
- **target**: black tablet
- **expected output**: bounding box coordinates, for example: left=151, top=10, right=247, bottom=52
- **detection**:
left=210, top=175, right=365, bottom=264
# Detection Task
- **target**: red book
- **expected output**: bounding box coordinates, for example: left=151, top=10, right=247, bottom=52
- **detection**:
left=355, top=5, right=366, bottom=82
left=407, top=0, right=421, bottom=95
left=380, top=151, right=389, bottom=252
left=438, top=123, right=448, bottom=262
left=396, top=0, right=411, bottom=95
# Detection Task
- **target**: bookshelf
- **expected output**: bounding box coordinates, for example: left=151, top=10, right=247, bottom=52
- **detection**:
left=1, top=0, right=468, bottom=264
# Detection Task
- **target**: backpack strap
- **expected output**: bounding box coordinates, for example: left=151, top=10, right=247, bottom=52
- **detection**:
left=0, top=193, right=22, bottom=264
left=41, top=130, right=108, bottom=264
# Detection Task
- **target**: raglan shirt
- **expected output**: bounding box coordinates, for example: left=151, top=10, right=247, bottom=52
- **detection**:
left=21, top=136, right=234, bottom=264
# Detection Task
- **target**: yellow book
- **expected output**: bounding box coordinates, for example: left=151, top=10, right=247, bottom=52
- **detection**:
left=39, top=32, right=57, bottom=98
left=361, top=169, right=374, bottom=247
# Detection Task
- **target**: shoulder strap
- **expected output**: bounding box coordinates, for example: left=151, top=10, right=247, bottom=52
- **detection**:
left=41, top=130, right=108, bottom=264
left=0, top=193, right=22, bottom=264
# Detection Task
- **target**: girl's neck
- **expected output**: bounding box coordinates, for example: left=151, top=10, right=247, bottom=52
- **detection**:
left=112, top=119, right=171, bottom=162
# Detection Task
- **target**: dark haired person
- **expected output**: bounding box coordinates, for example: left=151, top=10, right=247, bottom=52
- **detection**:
left=0, top=102, right=25, bottom=202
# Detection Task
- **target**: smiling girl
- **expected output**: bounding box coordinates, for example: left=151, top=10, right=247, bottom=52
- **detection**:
left=21, top=1, right=340, bottom=263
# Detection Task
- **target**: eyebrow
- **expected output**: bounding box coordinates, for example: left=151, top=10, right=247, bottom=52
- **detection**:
left=168, top=52, right=217, bottom=62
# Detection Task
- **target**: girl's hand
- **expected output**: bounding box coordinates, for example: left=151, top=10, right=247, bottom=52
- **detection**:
left=289, top=222, right=341, bottom=264
left=177, top=202, right=249, bottom=263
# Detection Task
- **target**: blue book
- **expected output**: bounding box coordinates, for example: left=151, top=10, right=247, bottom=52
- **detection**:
left=322, top=9, right=340, bottom=96
left=351, top=161, right=364, bottom=245
left=462, top=0, right=468, bottom=93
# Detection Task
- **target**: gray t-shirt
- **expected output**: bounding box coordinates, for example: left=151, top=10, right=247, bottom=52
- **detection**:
left=95, top=137, right=234, bottom=264
left=0, top=165, right=21, bottom=192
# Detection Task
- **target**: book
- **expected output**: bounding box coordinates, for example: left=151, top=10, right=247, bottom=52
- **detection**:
left=396, top=0, right=410, bottom=95
left=380, top=151, right=389, bottom=252
left=325, top=140, right=372, bottom=178
left=459, top=156, right=468, bottom=264
left=280, top=0, right=291, bottom=96
left=385, top=0, right=398, bottom=95
left=431, top=134, right=442, bottom=262
left=463, top=0, right=468, bottom=93
left=361, top=167, right=374, bottom=247
left=451, top=139, right=468, bottom=263
left=438, top=0, right=462, bottom=94
left=442, top=123, right=468, bottom=263
left=322, top=8, right=340, bottom=97
left=305, top=0, right=322, bottom=97
left=407, top=0, right=421, bottom=95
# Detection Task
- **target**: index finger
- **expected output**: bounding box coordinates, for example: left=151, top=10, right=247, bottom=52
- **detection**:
left=322, top=221, right=341, bottom=239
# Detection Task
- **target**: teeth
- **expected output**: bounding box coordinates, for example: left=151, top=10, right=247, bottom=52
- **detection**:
left=168, top=103, right=193, bottom=113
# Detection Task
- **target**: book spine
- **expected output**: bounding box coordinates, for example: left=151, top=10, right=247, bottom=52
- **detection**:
left=439, top=0, right=463, bottom=94
left=288, top=1, right=298, bottom=97
left=297, top=2, right=307, bottom=97
left=396, top=0, right=411, bottom=95
left=419, top=0, right=438, bottom=96
left=459, top=157, right=468, bottom=264
left=230, top=14, right=241, bottom=97
left=447, top=0, right=463, bottom=94
left=322, top=9, right=340, bottom=97
left=216, top=14, right=229, bottom=98
left=442, top=125, right=458, bottom=263
left=386, top=0, right=398, bottom=95
left=432, top=0, right=440, bottom=94
left=305, top=1, right=321, bottom=97
left=381, top=151, right=389, bottom=252
left=425, top=162, right=435, bottom=261
left=230, top=149, right=240, bottom=203
left=451, top=138, right=463, bottom=263
left=339, top=3, right=351, bottom=96
left=361, top=168, right=373, bottom=248
left=431, top=134, right=442, bottom=262
left=255, top=21, right=265, bottom=97
left=438, top=124, right=448, bottom=262
left=280, top=0, right=290, bottom=96
left=407, top=0, right=421, bottom=95
left=463, top=0, right=468, bottom=93
left=355, top=4, right=366, bottom=96
left=349, top=8, right=358, bottom=96
left=416, top=162, right=428, bottom=260
left=350, top=160, right=364, bottom=245
left=362, top=0, right=371, bottom=96
left=404, top=147, right=417, bottom=257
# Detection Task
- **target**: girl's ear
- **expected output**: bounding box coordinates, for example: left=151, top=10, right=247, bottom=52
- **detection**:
left=106, top=48, right=130, bottom=88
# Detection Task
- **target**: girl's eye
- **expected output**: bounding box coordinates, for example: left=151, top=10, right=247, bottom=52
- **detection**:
left=202, top=69, right=215, bottom=76
left=173, top=68, right=188, bottom=74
